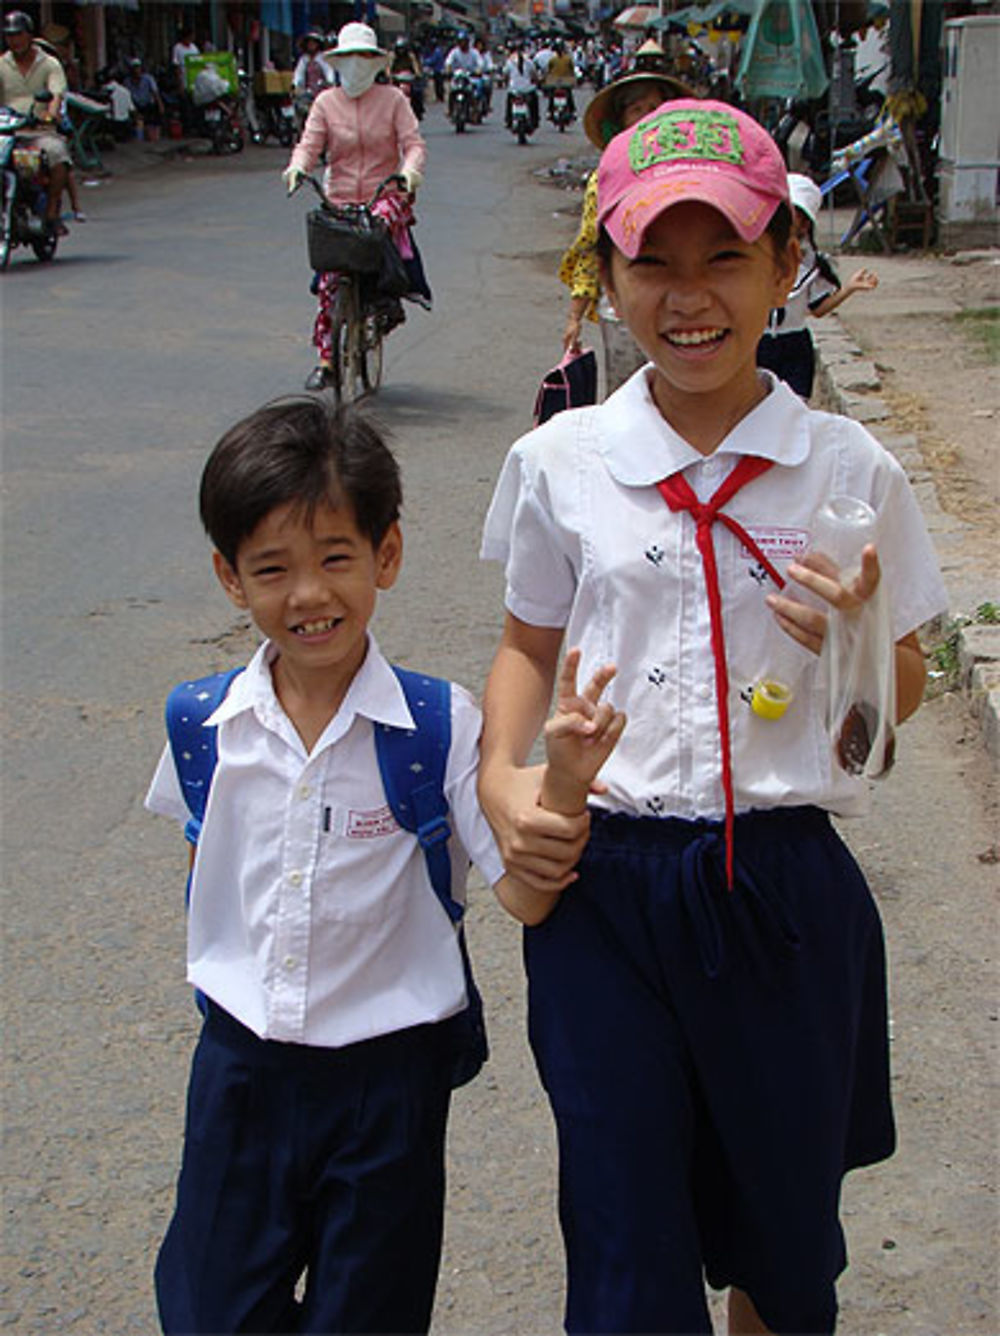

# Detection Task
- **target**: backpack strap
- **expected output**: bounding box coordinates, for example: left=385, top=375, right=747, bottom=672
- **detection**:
left=165, top=667, right=244, bottom=847
left=375, top=666, right=462, bottom=922
left=377, top=666, right=487, bottom=1087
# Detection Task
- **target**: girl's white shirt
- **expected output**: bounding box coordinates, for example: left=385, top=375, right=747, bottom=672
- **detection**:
left=482, top=368, right=947, bottom=821
left=146, top=636, right=503, bottom=1048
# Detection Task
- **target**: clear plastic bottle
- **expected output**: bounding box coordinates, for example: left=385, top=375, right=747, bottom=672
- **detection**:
left=810, top=494, right=877, bottom=581
left=750, top=496, right=878, bottom=724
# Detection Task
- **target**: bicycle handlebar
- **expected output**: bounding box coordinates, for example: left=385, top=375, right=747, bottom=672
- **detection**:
left=302, top=172, right=408, bottom=210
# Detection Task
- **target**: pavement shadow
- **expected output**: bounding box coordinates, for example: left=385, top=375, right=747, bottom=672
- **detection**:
left=373, top=382, right=508, bottom=425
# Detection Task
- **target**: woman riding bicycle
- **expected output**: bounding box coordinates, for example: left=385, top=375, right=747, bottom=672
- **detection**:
left=282, top=21, right=428, bottom=392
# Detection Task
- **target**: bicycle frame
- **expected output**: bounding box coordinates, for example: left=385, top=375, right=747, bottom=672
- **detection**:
left=304, top=174, right=405, bottom=402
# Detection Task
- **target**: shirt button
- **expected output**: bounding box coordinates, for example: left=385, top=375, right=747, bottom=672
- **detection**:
left=288, top=870, right=303, bottom=888
left=697, top=684, right=712, bottom=700
left=298, top=784, right=311, bottom=801
left=283, top=955, right=297, bottom=971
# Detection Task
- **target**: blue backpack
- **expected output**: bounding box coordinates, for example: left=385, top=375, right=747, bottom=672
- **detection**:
left=164, top=664, right=487, bottom=1087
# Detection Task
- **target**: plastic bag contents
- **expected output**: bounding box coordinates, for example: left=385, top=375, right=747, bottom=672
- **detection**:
left=813, top=496, right=896, bottom=779
left=192, top=67, right=229, bottom=107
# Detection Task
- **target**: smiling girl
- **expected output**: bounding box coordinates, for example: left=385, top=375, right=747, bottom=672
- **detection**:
left=478, top=101, right=947, bottom=1335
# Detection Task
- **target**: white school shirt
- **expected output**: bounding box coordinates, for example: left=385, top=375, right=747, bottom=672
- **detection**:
left=504, top=56, right=535, bottom=93
left=481, top=368, right=948, bottom=821
left=145, top=637, right=504, bottom=1048
left=766, top=243, right=839, bottom=336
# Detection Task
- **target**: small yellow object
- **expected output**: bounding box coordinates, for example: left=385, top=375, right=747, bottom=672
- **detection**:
left=751, top=678, right=793, bottom=720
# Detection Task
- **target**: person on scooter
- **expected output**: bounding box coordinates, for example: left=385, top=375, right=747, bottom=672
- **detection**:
left=281, top=21, right=428, bottom=393
left=558, top=45, right=693, bottom=391
left=542, top=40, right=576, bottom=122
left=473, top=37, right=494, bottom=116
left=389, top=38, right=425, bottom=120
left=444, top=31, right=479, bottom=120
left=0, top=10, right=71, bottom=235
left=292, top=31, right=334, bottom=100
left=502, top=41, right=538, bottom=134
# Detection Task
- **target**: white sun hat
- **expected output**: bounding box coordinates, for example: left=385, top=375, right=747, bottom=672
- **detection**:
left=788, top=173, right=823, bottom=226
left=329, top=21, right=387, bottom=59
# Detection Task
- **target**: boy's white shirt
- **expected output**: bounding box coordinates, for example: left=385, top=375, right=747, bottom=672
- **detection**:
left=482, top=368, right=948, bottom=821
left=145, top=636, right=504, bottom=1048
left=766, top=242, right=839, bottom=335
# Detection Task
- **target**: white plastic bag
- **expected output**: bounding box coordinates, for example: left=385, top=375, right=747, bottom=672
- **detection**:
left=813, top=496, right=896, bottom=780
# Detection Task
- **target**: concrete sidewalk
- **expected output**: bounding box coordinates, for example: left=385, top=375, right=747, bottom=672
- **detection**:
left=810, top=219, right=1000, bottom=767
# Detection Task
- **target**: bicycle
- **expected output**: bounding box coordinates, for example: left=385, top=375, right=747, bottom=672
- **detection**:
left=301, top=173, right=407, bottom=403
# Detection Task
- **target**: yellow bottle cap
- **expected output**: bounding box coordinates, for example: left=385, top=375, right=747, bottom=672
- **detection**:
left=751, top=678, right=793, bottom=721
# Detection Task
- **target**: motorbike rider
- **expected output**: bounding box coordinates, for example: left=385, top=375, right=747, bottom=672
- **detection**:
left=542, top=39, right=576, bottom=121
left=281, top=21, right=428, bottom=392
left=292, top=31, right=334, bottom=98
left=0, top=11, right=71, bottom=235
left=389, top=37, right=425, bottom=120
left=473, top=36, right=494, bottom=116
left=502, top=41, right=538, bottom=133
left=444, top=32, right=479, bottom=119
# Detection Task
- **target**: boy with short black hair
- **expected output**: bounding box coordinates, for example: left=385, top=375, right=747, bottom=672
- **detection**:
left=146, top=393, right=621, bottom=1334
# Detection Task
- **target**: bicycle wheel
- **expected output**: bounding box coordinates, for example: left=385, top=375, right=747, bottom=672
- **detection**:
left=330, top=279, right=369, bottom=403
left=358, top=303, right=384, bottom=397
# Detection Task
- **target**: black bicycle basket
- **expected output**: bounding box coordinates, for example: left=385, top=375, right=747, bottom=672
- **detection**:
left=307, top=204, right=388, bottom=274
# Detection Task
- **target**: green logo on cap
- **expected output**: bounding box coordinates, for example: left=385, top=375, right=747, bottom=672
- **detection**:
left=629, top=107, right=744, bottom=174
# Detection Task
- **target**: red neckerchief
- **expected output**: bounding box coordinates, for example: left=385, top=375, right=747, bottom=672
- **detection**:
left=657, top=456, right=785, bottom=888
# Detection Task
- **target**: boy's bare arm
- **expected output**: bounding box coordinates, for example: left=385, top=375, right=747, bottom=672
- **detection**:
left=495, top=650, right=625, bottom=926
left=479, top=614, right=591, bottom=892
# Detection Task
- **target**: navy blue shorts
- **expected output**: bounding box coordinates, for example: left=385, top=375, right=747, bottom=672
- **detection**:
left=524, top=806, right=895, bottom=1335
left=155, top=1004, right=454, bottom=1334
left=757, top=329, right=816, bottom=399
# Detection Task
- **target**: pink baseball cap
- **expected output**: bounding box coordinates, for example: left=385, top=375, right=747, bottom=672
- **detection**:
left=597, top=99, right=789, bottom=257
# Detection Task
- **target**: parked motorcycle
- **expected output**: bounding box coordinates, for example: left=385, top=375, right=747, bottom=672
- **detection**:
left=449, top=68, right=472, bottom=133
left=549, top=85, right=574, bottom=132
left=509, top=88, right=533, bottom=146
left=257, top=90, right=295, bottom=145
left=192, top=65, right=244, bottom=154
left=0, top=104, right=62, bottom=270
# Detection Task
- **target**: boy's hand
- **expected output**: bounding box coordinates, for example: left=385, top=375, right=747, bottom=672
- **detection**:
left=541, top=649, right=626, bottom=814
left=845, top=266, right=879, bottom=294
left=765, top=544, right=881, bottom=655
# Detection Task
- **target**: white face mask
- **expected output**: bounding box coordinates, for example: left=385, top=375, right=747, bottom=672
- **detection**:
left=338, top=55, right=379, bottom=98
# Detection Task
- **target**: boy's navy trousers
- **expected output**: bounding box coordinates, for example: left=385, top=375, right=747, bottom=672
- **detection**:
left=525, top=806, right=895, bottom=1336
left=155, top=1002, right=454, bottom=1335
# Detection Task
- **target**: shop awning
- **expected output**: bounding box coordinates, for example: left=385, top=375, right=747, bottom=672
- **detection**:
left=613, top=5, right=659, bottom=30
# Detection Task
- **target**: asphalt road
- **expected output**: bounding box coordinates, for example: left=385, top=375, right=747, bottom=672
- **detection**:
left=2, top=104, right=996, bottom=1334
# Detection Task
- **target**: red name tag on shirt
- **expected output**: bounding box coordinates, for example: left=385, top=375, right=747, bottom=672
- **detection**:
left=741, top=526, right=809, bottom=564
left=346, top=805, right=400, bottom=840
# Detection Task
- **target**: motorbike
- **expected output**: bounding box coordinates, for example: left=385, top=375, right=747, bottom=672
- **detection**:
left=192, top=66, right=244, bottom=154
left=0, top=103, right=62, bottom=270
left=509, top=88, right=534, bottom=146
left=548, top=84, right=574, bottom=132
left=390, top=69, right=425, bottom=120
left=200, top=92, right=244, bottom=154
left=257, top=90, right=295, bottom=146
left=449, top=68, right=472, bottom=133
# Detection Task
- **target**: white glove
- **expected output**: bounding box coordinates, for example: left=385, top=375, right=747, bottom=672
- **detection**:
left=400, top=166, right=422, bottom=195
left=282, top=165, right=306, bottom=195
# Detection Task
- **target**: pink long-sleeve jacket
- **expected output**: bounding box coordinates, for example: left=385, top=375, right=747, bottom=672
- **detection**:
left=289, top=82, right=426, bottom=206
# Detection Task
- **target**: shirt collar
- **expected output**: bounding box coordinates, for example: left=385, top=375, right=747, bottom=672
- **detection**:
left=206, top=634, right=415, bottom=734
left=597, top=367, right=813, bottom=486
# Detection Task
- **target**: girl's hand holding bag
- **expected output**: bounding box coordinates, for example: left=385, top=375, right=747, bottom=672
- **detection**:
left=534, top=348, right=598, bottom=426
